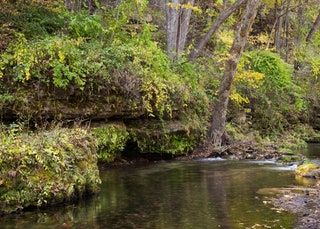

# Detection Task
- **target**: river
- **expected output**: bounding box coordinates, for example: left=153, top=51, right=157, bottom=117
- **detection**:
left=1, top=145, right=319, bottom=229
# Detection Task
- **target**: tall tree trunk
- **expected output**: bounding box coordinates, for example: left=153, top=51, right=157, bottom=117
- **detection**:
left=306, top=11, right=320, bottom=44
left=284, top=0, right=291, bottom=62
left=294, top=0, right=305, bottom=70
left=177, top=0, right=194, bottom=53
left=295, top=0, right=304, bottom=48
left=189, top=0, right=247, bottom=61
left=166, top=0, right=179, bottom=59
left=208, top=0, right=261, bottom=147
left=166, top=0, right=194, bottom=60
left=274, top=0, right=284, bottom=55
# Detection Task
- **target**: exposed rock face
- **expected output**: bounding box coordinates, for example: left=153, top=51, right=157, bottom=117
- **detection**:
left=3, top=83, right=145, bottom=121
left=1, top=74, right=207, bottom=157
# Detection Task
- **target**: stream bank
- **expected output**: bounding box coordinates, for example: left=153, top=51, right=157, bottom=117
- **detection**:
left=272, top=185, right=320, bottom=229
left=0, top=126, right=101, bottom=215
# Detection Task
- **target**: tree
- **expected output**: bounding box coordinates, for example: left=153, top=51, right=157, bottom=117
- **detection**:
left=208, top=0, right=262, bottom=147
left=189, top=0, right=247, bottom=61
left=166, top=0, right=195, bottom=59
left=274, top=0, right=284, bottom=55
left=306, top=11, right=320, bottom=44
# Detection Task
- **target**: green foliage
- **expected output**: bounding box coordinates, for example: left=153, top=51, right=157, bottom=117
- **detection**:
left=294, top=45, right=320, bottom=122
left=91, top=125, right=129, bottom=163
left=0, top=85, right=13, bottom=110
left=213, top=29, right=234, bottom=70
left=0, top=1, right=67, bottom=38
left=126, top=117, right=207, bottom=156
left=67, top=11, right=106, bottom=39
left=130, top=127, right=199, bottom=156
left=0, top=0, right=210, bottom=122
left=103, top=0, right=148, bottom=44
left=232, top=53, right=265, bottom=106
left=0, top=35, right=116, bottom=89
left=0, top=125, right=101, bottom=214
left=232, top=50, right=309, bottom=135
left=250, top=51, right=292, bottom=93
left=296, top=46, right=320, bottom=80
left=104, top=23, right=209, bottom=118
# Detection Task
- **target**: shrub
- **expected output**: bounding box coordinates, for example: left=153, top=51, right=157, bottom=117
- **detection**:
left=128, top=120, right=201, bottom=155
left=0, top=1, right=67, bottom=38
left=232, top=50, right=308, bottom=135
left=67, top=11, right=106, bottom=39
left=0, top=126, right=101, bottom=214
left=0, top=35, right=113, bottom=89
left=91, top=125, right=129, bottom=163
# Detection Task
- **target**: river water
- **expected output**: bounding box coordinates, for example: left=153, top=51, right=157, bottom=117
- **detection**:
left=1, top=145, right=319, bottom=229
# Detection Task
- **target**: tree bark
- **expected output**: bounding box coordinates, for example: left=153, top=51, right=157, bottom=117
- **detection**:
left=189, top=0, right=247, bottom=61
left=284, top=0, right=291, bottom=62
left=166, top=0, right=194, bottom=60
left=274, top=0, right=284, bottom=55
left=294, top=0, right=305, bottom=70
left=306, top=11, right=320, bottom=44
left=295, top=0, right=304, bottom=49
left=208, top=0, right=261, bottom=147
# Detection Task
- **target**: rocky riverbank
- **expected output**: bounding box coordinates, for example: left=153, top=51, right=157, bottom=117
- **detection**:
left=271, top=185, right=320, bottom=229
left=257, top=163, right=320, bottom=229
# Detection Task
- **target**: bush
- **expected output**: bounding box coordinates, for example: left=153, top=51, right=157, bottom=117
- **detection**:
left=0, top=1, right=67, bottom=38
left=91, top=125, right=129, bottom=163
left=232, top=50, right=308, bottom=135
left=0, top=35, right=114, bottom=89
left=0, top=126, right=101, bottom=214
left=67, top=11, right=106, bottom=39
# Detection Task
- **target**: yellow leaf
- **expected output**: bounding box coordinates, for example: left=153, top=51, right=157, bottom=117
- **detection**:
left=25, top=66, right=31, bottom=80
left=184, top=2, right=192, bottom=9
left=58, top=51, right=65, bottom=63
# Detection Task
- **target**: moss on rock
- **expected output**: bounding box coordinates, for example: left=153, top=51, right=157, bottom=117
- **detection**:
left=91, top=124, right=129, bottom=162
left=127, top=119, right=204, bottom=156
left=296, top=163, right=320, bottom=178
left=0, top=126, right=101, bottom=214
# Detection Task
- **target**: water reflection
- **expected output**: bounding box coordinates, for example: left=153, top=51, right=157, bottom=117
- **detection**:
left=1, top=160, right=300, bottom=229
left=205, top=170, right=231, bottom=228
left=304, top=143, right=320, bottom=159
